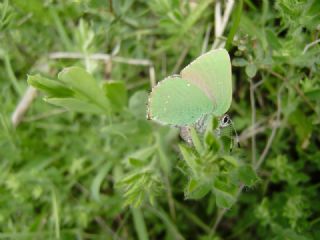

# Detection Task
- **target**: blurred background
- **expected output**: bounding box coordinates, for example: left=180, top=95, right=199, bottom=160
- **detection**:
left=0, top=0, right=320, bottom=239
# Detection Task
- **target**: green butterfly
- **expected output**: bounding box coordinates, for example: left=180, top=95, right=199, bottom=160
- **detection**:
left=147, top=49, right=232, bottom=126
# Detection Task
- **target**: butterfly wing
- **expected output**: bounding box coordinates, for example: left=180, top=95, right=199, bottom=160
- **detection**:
left=147, top=77, right=214, bottom=125
left=181, top=48, right=232, bottom=117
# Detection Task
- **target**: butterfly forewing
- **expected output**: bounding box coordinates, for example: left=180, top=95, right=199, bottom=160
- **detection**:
left=180, top=49, right=232, bottom=117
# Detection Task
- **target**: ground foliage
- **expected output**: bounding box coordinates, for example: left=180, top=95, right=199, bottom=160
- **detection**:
left=0, top=0, right=320, bottom=239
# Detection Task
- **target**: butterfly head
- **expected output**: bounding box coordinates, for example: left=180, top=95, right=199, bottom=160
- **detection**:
left=219, top=114, right=231, bottom=128
left=218, top=114, right=240, bottom=150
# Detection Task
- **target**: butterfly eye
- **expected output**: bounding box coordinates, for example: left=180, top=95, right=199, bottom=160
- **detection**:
left=220, top=114, right=230, bottom=127
left=223, top=116, right=229, bottom=124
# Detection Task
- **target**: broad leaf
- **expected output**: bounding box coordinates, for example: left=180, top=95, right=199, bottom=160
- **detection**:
left=45, top=97, right=104, bottom=114
left=213, top=179, right=237, bottom=208
left=185, top=178, right=212, bottom=200
left=58, top=67, right=110, bottom=112
left=237, top=164, right=258, bottom=187
left=103, top=80, right=128, bottom=111
left=28, top=74, right=73, bottom=97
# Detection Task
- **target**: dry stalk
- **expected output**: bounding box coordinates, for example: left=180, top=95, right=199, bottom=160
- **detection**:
left=212, top=0, right=235, bottom=49
left=11, top=86, right=38, bottom=127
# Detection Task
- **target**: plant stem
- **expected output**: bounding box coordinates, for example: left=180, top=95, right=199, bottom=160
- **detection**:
left=3, top=54, right=22, bottom=96
left=210, top=85, right=284, bottom=235
left=250, top=79, right=256, bottom=165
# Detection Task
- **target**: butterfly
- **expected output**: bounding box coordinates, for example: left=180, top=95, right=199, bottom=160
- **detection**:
left=147, top=48, right=232, bottom=126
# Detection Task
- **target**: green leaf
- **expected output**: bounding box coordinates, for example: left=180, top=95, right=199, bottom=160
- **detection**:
left=58, top=67, right=110, bottom=112
left=103, top=80, right=128, bottom=111
left=125, top=146, right=156, bottom=162
left=288, top=109, right=313, bottom=148
left=222, top=155, right=239, bottom=167
left=91, top=162, right=112, bottom=202
left=129, top=158, right=147, bottom=168
left=131, top=208, right=149, bottom=240
left=129, top=90, right=149, bottom=119
left=204, top=116, right=219, bottom=135
left=117, top=172, right=143, bottom=186
left=214, top=189, right=236, bottom=209
left=28, top=67, right=113, bottom=115
left=204, top=132, right=221, bottom=153
left=238, top=164, right=258, bottom=187
left=245, top=63, right=257, bottom=78
left=185, top=178, right=212, bottom=200
left=305, top=89, right=320, bottom=100
left=232, top=58, right=248, bottom=67
left=27, top=74, right=73, bottom=97
left=211, top=117, right=220, bottom=130
left=190, top=127, right=203, bottom=154
left=45, top=97, right=104, bottom=114
left=266, top=29, right=282, bottom=50
left=225, top=0, right=243, bottom=50
left=213, top=180, right=237, bottom=208
left=179, top=144, right=197, bottom=173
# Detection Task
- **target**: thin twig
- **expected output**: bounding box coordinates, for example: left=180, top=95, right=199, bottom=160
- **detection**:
left=108, top=0, right=114, bottom=14
left=4, top=54, right=23, bottom=96
left=202, top=23, right=213, bottom=54
left=95, top=216, right=123, bottom=240
left=212, top=0, right=235, bottom=49
left=302, top=39, right=320, bottom=54
left=11, top=86, right=38, bottom=127
left=164, top=175, right=176, bottom=221
left=104, top=42, right=121, bottom=79
left=249, top=79, right=256, bottom=164
left=171, top=47, right=189, bottom=74
left=161, top=53, right=167, bottom=77
left=127, top=80, right=149, bottom=90
left=49, top=52, right=152, bottom=66
left=220, top=0, right=235, bottom=36
left=255, top=85, right=283, bottom=170
left=23, top=109, right=68, bottom=122
left=254, top=79, right=265, bottom=88
left=211, top=208, right=226, bottom=234
left=214, top=0, right=222, bottom=38
left=210, top=184, right=244, bottom=235
left=238, top=119, right=281, bottom=142
left=239, top=125, right=265, bottom=142
left=149, top=65, right=156, bottom=88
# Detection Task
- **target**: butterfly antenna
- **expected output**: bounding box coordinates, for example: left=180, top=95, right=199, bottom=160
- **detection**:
left=229, top=118, right=240, bottom=148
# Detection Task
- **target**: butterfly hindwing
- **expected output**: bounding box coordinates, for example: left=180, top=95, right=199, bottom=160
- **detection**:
left=181, top=49, right=232, bottom=117
left=147, top=77, right=214, bottom=125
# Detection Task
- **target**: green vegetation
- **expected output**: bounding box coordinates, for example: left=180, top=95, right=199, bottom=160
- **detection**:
left=1, top=0, right=320, bottom=239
